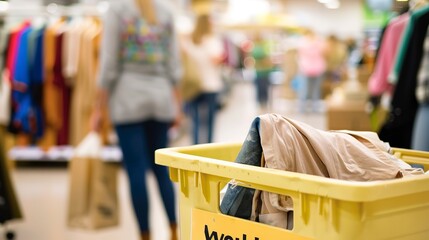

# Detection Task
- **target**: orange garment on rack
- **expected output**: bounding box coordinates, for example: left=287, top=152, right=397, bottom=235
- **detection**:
left=69, top=18, right=111, bottom=146
left=38, top=20, right=65, bottom=150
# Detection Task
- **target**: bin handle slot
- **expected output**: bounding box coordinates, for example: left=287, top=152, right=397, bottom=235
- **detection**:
left=179, top=170, right=189, bottom=198
left=329, top=198, right=338, bottom=231
left=300, top=193, right=309, bottom=224
left=199, top=172, right=211, bottom=203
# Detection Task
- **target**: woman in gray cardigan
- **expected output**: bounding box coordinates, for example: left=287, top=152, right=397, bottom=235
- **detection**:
left=92, top=0, right=182, bottom=239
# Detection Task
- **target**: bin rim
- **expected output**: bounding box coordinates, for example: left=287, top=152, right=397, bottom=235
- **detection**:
left=155, top=142, right=429, bottom=202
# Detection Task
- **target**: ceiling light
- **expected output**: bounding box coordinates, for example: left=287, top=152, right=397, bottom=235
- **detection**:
left=326, top=0, right=340, bottom=9
left=0, top=1, right=8, bottom=12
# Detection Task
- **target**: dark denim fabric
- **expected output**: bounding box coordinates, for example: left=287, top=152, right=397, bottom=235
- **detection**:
left=220, top=117, right=262, bottom=219
left=115, top=120, right=176, bottom=231
left=188, top=93, right=218, bottom=144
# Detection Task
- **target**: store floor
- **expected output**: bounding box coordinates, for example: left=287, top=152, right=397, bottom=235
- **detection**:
left=3, top=81, right=326, bottom=240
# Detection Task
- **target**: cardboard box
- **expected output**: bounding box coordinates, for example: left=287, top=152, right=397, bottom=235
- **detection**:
left=325, top=73, right=391, bottom=132
left=326, top=98, right=372, bottom=131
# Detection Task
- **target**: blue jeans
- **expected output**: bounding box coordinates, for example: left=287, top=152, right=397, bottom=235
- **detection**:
left=115, top=120, right=176, bottom=232
left=298, top=74, right=323, bottom=112
left=412, top=104, right=429, bottom=151
left=188, top=93, right=218, bottom=144
left=255, top=73, right=270, bottom=107
left=220, top=117, right=262, bottom=219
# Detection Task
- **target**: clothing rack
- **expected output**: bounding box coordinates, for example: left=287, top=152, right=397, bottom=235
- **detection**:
left=0, top=3, right=110, bottom=162
left=9, top=146, right=122, bottom=162
left=1, top=2, right=107, bottom=18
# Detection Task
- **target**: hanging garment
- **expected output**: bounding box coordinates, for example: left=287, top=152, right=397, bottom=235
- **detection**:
left=389, top=6, right=429, bottom=84
left=70, top=19, right=94, bottom=146
left=411, top=26, right=429, bottom=151
left=379, top=7, right=429, bottom=148
left=10, top=25, right=46, bottom=140
left=368, top=13, right=409, bottom=97
left=62, top=17, right=83, bottom=86
left=53, top=32, right=71, bottom=145
left=4, top=22, right=30, bottom=136
left=38, top=20, right=65, bottom=149
left=416, top=27, right=429, bottom=104
left=29, top=26, right=46, bottom=139
left=70, top=18, right=111, bottom=146
left=411, top=104, right=429, bottom=151
left=9, top=25, right=32, bottom=135
left=5, top=21, right=30, bottom=84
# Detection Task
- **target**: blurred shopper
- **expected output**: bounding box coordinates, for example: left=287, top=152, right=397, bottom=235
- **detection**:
left=91, top=0, right=182, bottom=239
left=180, top=14, right=224, bottom=144
left=345, top=37, right=362, bottom=67
left=324, top=34, right=348, bottom=84
left=251, top=33, right=273, bottom=110
left=297, top=29, right=327, bottom=113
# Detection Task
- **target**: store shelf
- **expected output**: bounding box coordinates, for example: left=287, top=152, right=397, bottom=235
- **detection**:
left=8, top=146, right=122, bottom=162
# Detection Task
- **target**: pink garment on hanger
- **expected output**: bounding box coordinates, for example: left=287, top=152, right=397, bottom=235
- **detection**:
left=368, top=13, right=410, bottom=96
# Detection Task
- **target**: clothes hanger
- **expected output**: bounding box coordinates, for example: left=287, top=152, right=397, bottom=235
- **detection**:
left=409, top=0, right=429, bottom=11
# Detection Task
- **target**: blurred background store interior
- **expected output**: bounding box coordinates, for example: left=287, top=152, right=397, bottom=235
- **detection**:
left=0, top=0, right=422, bottom=239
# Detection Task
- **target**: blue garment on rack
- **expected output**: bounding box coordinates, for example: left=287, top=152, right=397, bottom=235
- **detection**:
left=29, top=26, right=45, bottom=139
left=12, top=26, right=32, bottom=134
left=11, top=26, right=45, bottom=139
left=220, top=117, right=262, bottom=220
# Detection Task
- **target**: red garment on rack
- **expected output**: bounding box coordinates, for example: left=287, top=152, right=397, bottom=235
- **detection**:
left=53, top=32, right=71, bottom=145
left=5, top=21, right=31, bottom=84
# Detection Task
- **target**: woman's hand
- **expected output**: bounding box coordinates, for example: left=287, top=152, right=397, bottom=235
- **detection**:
left=90, top=108, right=102, bottom=132
left=171, top=85, right=184, bottom=129
left=91, top=88, right=108, bottom=132
left=171, top=109, right=185, bottom=129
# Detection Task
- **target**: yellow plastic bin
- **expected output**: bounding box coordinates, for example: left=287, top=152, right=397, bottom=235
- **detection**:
left=155, top=143, right=429, bottom=240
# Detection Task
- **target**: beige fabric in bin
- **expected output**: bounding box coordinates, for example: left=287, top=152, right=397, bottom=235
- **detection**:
left=251, top=113, right=424, bottom=229
left=259, top=113, right=423, bottom=181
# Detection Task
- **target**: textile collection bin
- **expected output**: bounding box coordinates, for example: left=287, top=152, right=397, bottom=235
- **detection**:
left=155, top=143, right=429, bottom=240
